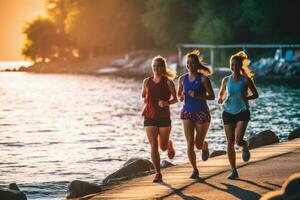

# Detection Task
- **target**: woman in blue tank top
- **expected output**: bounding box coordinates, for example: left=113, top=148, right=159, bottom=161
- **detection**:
left=218, top=51, right=259, bottom=179
left=178, top=50, right=215, bottom=179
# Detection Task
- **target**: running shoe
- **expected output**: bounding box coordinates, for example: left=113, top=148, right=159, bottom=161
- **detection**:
left=242, top=146, right=251, bottom=162
left=153, top=172, right=163, bottom=183
left=201, top=141, right=209, bottom=161
left=190, top=169, right=199, bottom=179
left=167, top=140, right=175, bottom=159
left=227, top=169, right=239, bottom=179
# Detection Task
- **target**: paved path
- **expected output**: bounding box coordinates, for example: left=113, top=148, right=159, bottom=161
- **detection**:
left=82, top=138, right=300, bottom=200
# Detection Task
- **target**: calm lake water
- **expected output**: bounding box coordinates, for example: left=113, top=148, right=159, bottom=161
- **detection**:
left=0, top=72, right=299, bottom=199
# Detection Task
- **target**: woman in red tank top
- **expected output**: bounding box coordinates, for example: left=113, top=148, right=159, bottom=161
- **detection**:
left=141, top=55, right=178, bottom=183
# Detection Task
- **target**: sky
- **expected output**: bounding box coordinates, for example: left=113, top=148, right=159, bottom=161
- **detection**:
left=0, top=0, right=45, bottom=61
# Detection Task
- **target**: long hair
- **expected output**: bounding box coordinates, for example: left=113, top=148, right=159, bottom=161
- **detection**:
left=230, top=51, right=254, bottom=80
left=186, top=49, right=212, bottom=76
left=152, top=55, right=176, bottom=80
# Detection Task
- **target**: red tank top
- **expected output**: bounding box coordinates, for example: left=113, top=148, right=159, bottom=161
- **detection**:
left=142, top=76, right=171, bottom=119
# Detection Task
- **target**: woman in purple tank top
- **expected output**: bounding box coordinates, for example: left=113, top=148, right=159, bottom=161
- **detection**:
left=177, top=50, right=215, bottom=179
left=218, top=51, right=259, bottom=179
left=141, top=55, right=178, bottom=183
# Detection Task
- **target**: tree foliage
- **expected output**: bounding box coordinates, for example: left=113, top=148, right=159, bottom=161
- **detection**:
left=22, top=17, right=58, bottom=63
left=190, top=0, right=237, bottom=44
left=65, top=0, right=150, bottom=56
left=21, top=0, right=300, bottom=62
left=143, top=0, right=197, bottom=47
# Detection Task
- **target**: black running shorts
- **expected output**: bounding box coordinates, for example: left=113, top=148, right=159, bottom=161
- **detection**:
left=222, top=110, right=250, bottom=125
left=144, top=118, right=171, bottom=127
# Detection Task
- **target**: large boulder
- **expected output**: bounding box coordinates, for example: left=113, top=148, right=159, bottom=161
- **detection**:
left=102, top=157, right=154, bottom=184
left=66, top=180, right=102, bottom=199
left=210, top=150, right=226, bottom=158
left=161, top=160, right=174, bottom=168
left=248, top=130, right=279, bottom=149
left=0, top=185, right=27, bottom=200
left=288, top=128, right=300, bottom=140
left=282, top=173, right=300, bottom=197
left=260, top=190, right=284, bottom=200
left=8, top=183, right=21, bottom=191
left=260, top=173, right=300, bottom=200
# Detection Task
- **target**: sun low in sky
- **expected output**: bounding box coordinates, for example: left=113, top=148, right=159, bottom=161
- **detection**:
left=0, top=0, right=45, bottom=61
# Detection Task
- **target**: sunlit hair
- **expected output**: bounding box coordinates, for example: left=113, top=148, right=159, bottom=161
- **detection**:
left=186, top=49, right=212, bottom=76
left=230, top=51, right=254, bottom=80
left=152, top=55, right=176, bottom=80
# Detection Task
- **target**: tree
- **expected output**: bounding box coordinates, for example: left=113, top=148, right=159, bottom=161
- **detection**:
left=190, top=0, right=236, bottom=44
left=22, top=17, right=58, bottom=63
left=237, top=0, right=282, bottom=42
left=45, top=0, right=76, bottom=60
left=143, top=0, right=198, bottom=48
left=65, top=0, right=150, bottom=57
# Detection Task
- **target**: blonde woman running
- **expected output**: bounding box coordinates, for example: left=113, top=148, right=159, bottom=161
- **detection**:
left=218, top=51, right=259, bottom=179
left=141, top=56, right=178, bottom=183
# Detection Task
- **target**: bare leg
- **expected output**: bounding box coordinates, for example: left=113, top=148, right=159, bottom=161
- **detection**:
left=195, top=122, right=210, bottom=150
left=224, top=123, right=236, bottom=169
left=182, top=120, right=197, bottom=170
left=158, top=126, right=171, bottom=151
left=146, top=126, right=160, bottom=173
left=235, top=121, right=249, bottom=150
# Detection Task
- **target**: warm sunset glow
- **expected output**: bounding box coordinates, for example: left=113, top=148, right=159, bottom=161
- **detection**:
left=0, top=0, right=46, bottom=60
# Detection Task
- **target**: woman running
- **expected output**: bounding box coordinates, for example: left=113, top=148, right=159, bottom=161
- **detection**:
left=178, top=50, right=215, bottom=179
left=218, top=51, right=259, bottom=179
left=141, top=55, right=178, bottom=183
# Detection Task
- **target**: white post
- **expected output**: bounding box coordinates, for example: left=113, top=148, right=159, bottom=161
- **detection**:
left=177, top=46, right=183, bottom=67
left=210, top=48, right=214, bottom=68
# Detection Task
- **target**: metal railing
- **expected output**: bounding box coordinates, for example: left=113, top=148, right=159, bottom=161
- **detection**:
left=177, top=44, right=300, bottom=67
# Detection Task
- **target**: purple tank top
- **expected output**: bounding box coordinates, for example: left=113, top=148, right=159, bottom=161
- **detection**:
left=182, top=74, right=208, bottom=112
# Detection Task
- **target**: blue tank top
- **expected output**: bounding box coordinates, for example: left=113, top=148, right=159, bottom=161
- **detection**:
left=223, top=75, right=249, bottom=114
left=182, top=74, right=208, bottom=112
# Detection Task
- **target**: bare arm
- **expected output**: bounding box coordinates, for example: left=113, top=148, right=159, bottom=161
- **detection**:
left=167, top=79, right=178, bottom=105
left=218, top=77, right=228, bottom=104
left=201, top=76, right=215, bottom=100
left=189, top=76, right=215, bottom=100
left=177, top=75, right=185, bottom=102
left=245, top=77, right=259, bottom=100
left=158, top=79, right=178, bottom=107
left=141, top=78, right=150, bottom=104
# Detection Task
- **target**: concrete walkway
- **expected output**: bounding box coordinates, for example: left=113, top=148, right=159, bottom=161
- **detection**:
left=84, top=138, right=300, bottom=200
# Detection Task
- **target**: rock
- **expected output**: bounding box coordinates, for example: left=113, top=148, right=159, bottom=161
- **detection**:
left=261, top=173, right=300, bottom=200
left=103, top=157, right=154, bottom=184
left=9, top=183, right=20, bottom=191
left=282, top=173, right=300, bottom=197
left=161, top=160, right=174, bottom=168
left=210, top=150, right=226, bottom=158
left=260, top=190, right=284, bottom=200
left=288, top=128, right=300, bottom=140
left=66, top=180, right=102, bottom=199
left=248, top=130, right=279, bottom=149
left=0, top=188, right=27, bottom=200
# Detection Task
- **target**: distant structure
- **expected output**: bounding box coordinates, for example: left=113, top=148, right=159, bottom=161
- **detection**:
left=177, top=44, right=300, bottom=68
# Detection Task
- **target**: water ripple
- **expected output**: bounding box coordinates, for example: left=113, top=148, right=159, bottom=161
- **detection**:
left=0, top=73, right=299, bottom=199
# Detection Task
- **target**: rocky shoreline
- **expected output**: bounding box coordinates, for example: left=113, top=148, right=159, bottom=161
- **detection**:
left=3, top=50, right=300, bottom=79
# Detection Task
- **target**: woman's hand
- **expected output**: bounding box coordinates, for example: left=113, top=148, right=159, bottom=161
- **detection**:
left=179, top=95, right=184, bottom=102
left=158, top=100, right=169, bottom=108
left=188, top=90, right=204, bottom=99
left=188, top=90, right=196, bottom=98
left=218, top=98, right=223, bottom=104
